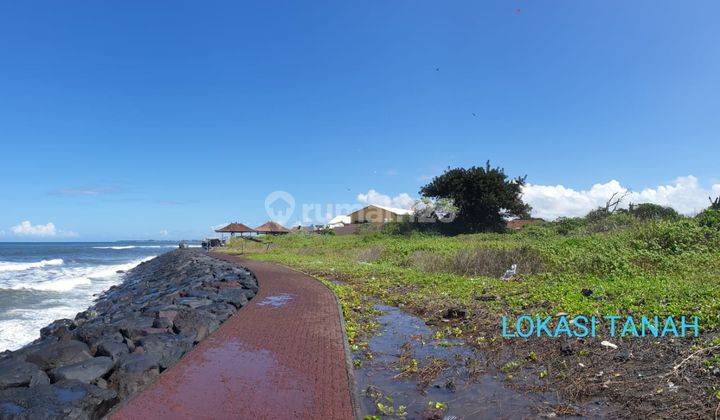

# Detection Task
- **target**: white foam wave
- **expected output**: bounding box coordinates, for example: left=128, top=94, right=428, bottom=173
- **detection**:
left=20, top=277, right=92, bottom=292
left=0, top=306, right=78, bottom=351
left=8, top=256, right=154, bottom=292
left=0, top=259, right=64, bottom=273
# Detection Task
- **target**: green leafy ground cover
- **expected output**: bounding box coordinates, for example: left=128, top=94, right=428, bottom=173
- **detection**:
left=228, top=214, right=720, bottom=332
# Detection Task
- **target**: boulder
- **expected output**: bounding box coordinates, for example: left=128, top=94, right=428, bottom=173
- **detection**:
left=116, top=317, right=156, bottom=342
left=137, top=334, right=192, bottom=369
left=73, top=325, right=121, bottom=350
left=157, top=309, right=179, bottom=322
left=40, top=319, right=76, bottom=339
left=176, top=297, right=213, bottom=309
left=29, top=371, right=50, bottom=387
left=198, top=302, right=237, bottom=321
left=108, top=354, right=160, bottom=399
left=0, top=360, right=45, bottom=390
left=0, top=380, right=117, bottom=419
left=152, top=317, right=173, bottom=329
left=216, top=288, right=251, bottom=309
left=183, top=289, right=218, bottom=300
left=172, top=310, right=219, bottom=343
left=49, top=357, right=114, bottom=383
left=26, top=341, right=92, bottom=371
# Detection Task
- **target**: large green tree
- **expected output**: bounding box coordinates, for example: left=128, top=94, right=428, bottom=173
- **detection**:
left=419, top=162, right=531, bottom=232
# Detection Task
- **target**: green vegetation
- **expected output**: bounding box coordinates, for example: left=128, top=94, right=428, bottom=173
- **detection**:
left=419, top=161, right=530, bottom=233
left=224, top=210, right=720, bottom=333
left=220, top=205, right=720, bottom=416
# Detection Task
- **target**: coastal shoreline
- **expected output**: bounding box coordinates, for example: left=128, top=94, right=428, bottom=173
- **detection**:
left=0, top=249, right=258, bottom=419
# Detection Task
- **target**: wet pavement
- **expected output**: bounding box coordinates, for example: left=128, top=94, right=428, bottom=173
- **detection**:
left=111, top=255, right=354, bottom=420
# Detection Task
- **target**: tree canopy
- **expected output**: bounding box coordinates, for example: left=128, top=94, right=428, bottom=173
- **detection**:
left=419, top=162, right=531, bottom=232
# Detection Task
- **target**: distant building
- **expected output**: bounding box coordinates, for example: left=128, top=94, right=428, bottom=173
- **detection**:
left=348, top=205, right=414, bottom=224
left=327, top=215, right=351, bottom=228
left=290, top=225, right=316, bottom=233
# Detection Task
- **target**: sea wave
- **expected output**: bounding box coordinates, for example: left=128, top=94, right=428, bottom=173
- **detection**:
left=7, top=256, right=154, bottom=293
left=0, top=258, right=64, bottom=273
left=0, top=306, right=78, bottom=351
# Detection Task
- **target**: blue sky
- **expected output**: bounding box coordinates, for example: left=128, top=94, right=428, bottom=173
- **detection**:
left=1, top=1, right=719, bottom=240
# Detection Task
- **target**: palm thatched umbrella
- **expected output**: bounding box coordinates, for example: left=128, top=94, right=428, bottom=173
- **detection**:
left=215, top=222, right=256, bottom=238
left=255, top=221, right=290, bottom=235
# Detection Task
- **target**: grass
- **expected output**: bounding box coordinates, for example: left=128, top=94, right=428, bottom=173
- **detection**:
left=222, top=215, right=720, bottom=332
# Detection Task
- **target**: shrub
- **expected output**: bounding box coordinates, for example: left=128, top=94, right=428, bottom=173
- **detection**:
left=628, top=203, right=680, bottom=221
left=632, top=219, right=718, bottom=254
left=696, top=209, right=720, bottom=229
left=519, top=223, right=555, bottom=239
left=586, top=212, right=636, bottom=234
left=553, top=217, right=585, bottom=235
left=382, top=221, right=418, bottom=236
left=585, top=208, right=611, bottom=223
left=356, top=223, right=382, bottom=235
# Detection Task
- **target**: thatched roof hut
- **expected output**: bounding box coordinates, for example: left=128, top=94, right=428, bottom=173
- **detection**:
left=255, top=221, right=290, bottom=235
left=215, top=222, right=256, bottom=236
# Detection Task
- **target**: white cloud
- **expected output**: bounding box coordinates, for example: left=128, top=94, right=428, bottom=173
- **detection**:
left=10, top=221, right=78, bottom=238
left=357, top=189, right=415, bottom=209
left=159, top=229, right=169, bottom=237
left=522, top=176, right=720, bottom=220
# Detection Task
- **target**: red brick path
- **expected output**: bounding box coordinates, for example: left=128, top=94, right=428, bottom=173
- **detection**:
left=111, top=254, right=355, bottom=420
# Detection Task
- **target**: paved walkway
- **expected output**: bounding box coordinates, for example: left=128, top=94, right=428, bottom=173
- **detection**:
left=111, top=254, right=355, bottom=420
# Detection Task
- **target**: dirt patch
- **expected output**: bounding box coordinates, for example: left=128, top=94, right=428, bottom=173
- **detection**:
left=415, top=298, right=720, bottom=419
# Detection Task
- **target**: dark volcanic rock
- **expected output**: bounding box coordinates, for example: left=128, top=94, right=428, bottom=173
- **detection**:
left=172, top=310, right=219, bottom=343
left=199, top=302, right=237, bottom=320
left=49, top=357, right=114, bottom=383
left=108, top=354, right=160, bottom=399
left=137, top=334, right=192, bottom=369
left=28, top=371, right=50, bottom=388
left=0, top=360, right=45, bottom=390
left=26, top=341, right=92, bottom=371
left=0, top=380, right=117, bottom=420
left=40, top=319, right=76, bottom=340
left=176, top=297, right=213, bottom=309
left=90, top=334, right=126, bottom=358
left=217, top=287, right=252, bottom=308
left=0, top=250, right=258, bottom=419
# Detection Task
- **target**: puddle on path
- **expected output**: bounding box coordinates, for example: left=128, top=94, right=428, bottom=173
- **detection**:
left=353, top=304, right=606, bottom=419
left=139, top=338, right=313, bottom=417
left=257, top=293, right=294, bottom=308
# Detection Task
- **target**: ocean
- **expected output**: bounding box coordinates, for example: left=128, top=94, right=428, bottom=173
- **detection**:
left=0, top=241, right=196, bottom=351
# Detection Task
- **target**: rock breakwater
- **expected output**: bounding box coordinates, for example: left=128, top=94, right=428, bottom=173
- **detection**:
left=0, top=250, right=258, bottom=419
